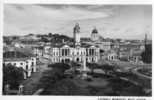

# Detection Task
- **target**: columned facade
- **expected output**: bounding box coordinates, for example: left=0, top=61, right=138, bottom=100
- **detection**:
left=48, top=45, right=100, bottom=64
left=44, top=23, right=100, bottom=64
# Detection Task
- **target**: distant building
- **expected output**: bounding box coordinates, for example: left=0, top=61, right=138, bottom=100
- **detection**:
left=32, top=46, right=44, bottom=57
left=95, top=40, right=111, bottom=51
left=12, top=41, right=25, bottom=48
left=102, top=50, right=118, bottom=61
left=91, top=27, right=99, bottom=42
left=118, top=49, right=130, bottom=61
left=129, top=48, right=143, bottom=64
left=90, top=27, right=112, bottom=51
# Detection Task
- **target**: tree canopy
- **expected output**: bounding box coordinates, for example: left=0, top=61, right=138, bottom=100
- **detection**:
left=3, top=64, right=24, bottom=89
left=48, top=63, right=70, bottom=73
left=99, top=64, right=115, bottom=75
left=38, top=63, right=70, bottom=89
left=141, top=44, right=152, bottom=64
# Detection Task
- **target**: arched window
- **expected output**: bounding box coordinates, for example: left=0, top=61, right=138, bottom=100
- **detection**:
left=77, top=51, right=79, bottom=55
left=26, top=65, right=28, bottom=70
left=92, top=58, right=94, bottom=62
left=76, top=58, right=79, bottom=62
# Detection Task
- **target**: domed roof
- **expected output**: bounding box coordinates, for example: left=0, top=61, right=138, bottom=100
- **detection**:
left=92, top=28, right=98, bottom=34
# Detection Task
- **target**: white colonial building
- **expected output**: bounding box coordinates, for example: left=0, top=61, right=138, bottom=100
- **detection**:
left=43, top=23, right=100, bottom=64
left=3, top=47, right=37, bottom=79
left=45, top=44, right=100, bottom=63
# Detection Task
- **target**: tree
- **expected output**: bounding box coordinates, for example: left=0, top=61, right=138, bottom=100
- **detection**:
left=99, top=64, right=115, bottom=75
left=38, top=63, right=70, bottom=89
left=38, top=63, right=77, bottom=95
left=48, top=63, right=70, bottom=73
left=3, top=37, right=12, bottom=45
left=48, top=33, right=52, bottom=37
left=40, top=78, right=91, bottom=95
left=70, top=61, right=81, bottom=72
left=41, top=37, right=49, bottom=43
left=141, top=44, right=152, bottom=63
left=3, top=64, right=24, bottom=90
left=87, top=63, right=100, bottom=74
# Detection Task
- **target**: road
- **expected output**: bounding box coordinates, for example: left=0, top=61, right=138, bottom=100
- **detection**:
left=22, top=57, right=50, bottom=95
left=131, top=67, right=151, bottom=79
left=98, top=59, right=151, bottom=72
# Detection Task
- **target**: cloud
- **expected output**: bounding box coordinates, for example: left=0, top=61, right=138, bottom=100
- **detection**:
left=4, top=4, right=152, bottom=40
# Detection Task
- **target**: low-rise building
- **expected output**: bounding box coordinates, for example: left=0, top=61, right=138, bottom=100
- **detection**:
left=129, top=49, right=143, bottom=64
left=95, top=41, right=111, bottom=51
left=32, top=46, right=44, bottom=57
left=103, top=50, right=118, bottom=61
left=3, top=47, right=37, bottom=79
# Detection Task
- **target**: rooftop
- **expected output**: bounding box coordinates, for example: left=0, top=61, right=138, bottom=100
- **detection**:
left=3, top=46, right=35, bottom=59
left=92, top=28, right=98, bottom=34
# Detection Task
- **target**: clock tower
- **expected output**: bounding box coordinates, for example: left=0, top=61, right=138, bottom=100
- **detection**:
left=73, top=23, right=81, bottom=47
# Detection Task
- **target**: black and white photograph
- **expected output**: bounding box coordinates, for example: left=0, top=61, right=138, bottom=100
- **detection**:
left=2, top=3, right=152, bottom=97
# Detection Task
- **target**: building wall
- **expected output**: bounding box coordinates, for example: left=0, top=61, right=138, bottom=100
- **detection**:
left=75, top=33, right=80, bottom=44
left=33, top=47, right=43, bottom=57
left=44, top=45, right=100, bottom=64
left=95, top=41, right=111, bottom=51
left=4, top=57, right=37, bottom=79
left=4, top=61, right=26, bottom=69
left=91, top=34, right=99, bottom=42
left=107, top=53, right=118, bottom=61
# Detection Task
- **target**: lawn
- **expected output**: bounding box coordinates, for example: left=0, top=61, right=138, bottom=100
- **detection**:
left=36, top=62, right=151, bottom=96
left=73, top=77, right=108, bottom=88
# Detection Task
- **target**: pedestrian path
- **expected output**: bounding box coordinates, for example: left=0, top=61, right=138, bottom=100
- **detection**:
left=22, top=63, right=49, bottom=95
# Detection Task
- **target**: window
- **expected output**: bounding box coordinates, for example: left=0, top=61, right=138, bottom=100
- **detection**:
left=77, top=52, right=79, bottom=55
left=65, top=49, right=67, bottom=56
left=72, top=52, right=74, bottom=55
left=89, top=49, right=91, bottom=56
left=32, top=62, right=34, bottom=66
left=92, top=49, right=94, bottom=55
left=92, top=58, right=94, bottom=62
left=26, top=65, right=28, bottom=70
left=62, top=49, right=64, bottom=56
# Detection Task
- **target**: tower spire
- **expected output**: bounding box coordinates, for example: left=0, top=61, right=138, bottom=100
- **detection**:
left=73, top=23, right=80, bottom=47
left=145, top=33, right=147, bottom=46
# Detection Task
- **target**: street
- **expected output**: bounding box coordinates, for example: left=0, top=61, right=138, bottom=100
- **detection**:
left=22, top=57, right=50, bottom=95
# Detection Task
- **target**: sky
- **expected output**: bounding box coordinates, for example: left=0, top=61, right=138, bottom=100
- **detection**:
left=4, top=4, right=152, bottom=40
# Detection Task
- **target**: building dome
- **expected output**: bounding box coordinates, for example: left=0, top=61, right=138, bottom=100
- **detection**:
left=92, top=28, right=98, bottom=34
